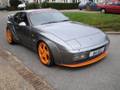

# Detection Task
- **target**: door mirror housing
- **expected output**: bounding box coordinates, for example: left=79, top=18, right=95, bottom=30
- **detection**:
left=19, top=22, right=26, bottom=26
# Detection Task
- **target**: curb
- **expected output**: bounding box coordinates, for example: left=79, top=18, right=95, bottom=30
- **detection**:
left=60, top=9, right=99, bottom=13
left=0, top=47, right=54, bottom=90
left=105, top=32, right=120, bottom=35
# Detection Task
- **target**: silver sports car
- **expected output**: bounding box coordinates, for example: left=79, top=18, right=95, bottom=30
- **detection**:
left=6, top=9, right=110, bottom=67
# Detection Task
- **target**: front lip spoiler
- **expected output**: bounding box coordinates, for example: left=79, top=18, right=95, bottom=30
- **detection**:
left=60, top=51, right=108, bottom=68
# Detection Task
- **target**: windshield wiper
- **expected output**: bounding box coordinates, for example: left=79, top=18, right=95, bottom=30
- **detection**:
left=41, top=20, right=69, bottom=25
left=41, top=21, right=59, bottom=25
left=59, top=20, right=69, bottom=22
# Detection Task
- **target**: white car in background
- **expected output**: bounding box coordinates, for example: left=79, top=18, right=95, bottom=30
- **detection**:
left=18, top=2, right=26, bottom=10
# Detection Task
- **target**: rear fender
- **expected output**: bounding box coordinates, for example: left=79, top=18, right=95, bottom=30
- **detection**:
left=6, top=20, right=19, bottom=41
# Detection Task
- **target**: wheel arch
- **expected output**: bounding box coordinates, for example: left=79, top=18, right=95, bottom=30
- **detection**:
left=36, top=37, right=63, bottom=65
left=101, top=8, right=106, bottom=13
left=6, top=22, right=19, bottom=41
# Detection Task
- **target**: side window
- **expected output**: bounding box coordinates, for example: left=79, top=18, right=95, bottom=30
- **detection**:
left=20, top=13, right=29, bottom=26
left=116, top=2, right=120, bottom=6
left=107, top=2, right=113, bottom=5
left=14, top=12, right=29, bottom=26
left=111, top=2, right=120, bottom=6
left=14, top=13, right=21, bottom=24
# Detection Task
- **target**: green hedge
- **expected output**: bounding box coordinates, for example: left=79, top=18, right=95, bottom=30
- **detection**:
left=26, top=3, right=40, bottom=9
left=26, top=3, right=79, bottom=10
left=41, top=3, right=79, bottom=10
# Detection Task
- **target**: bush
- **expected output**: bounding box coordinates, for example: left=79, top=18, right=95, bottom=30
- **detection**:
left=26, top=3, right=40, bottom=9
left=41, top=3, right=79, bottom=10
left=9, top=0, right=21, bottom=10
left=26, top=2, right=79, bottom=10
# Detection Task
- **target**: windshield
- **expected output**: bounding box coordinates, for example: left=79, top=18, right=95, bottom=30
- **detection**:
left=29, top=11, right=69, bottom=25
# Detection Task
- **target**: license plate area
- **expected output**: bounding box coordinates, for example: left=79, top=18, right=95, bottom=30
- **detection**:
left=89, top=47, right=105, bottom=57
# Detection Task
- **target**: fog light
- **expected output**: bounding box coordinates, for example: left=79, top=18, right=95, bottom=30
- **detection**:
left=73, top=52, right=88, bottom=61
left=79, top=52, right=89, bottom=59
left=80, top=54, right=86, bottom=59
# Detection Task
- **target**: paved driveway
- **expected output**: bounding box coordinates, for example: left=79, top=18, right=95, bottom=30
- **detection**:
left=0, top=11, right=120, bottom=90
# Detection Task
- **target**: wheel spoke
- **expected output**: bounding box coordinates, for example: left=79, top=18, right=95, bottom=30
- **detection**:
left=39, top=46, right=44, bottom=54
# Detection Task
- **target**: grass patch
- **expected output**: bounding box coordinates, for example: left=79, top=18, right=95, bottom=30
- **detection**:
left=64, top=12, right=120, bottom=31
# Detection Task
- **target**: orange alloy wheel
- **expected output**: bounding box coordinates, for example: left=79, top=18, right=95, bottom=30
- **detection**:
left=38, top=42, right=53, bottom=66
left=6, top=28, right=13, bottom=44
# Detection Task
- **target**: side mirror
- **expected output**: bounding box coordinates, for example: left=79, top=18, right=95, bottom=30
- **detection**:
left=19, top=22, right=26, bottom=26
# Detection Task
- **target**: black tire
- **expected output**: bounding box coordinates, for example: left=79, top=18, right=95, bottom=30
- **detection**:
left=79, top=8, right=82, bottom=10
left=101, top=9, right=106, bottom=14
left=86, top=5, right=91, bottom=11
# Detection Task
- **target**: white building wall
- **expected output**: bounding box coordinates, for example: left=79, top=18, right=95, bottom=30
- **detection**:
left=80, top=0, right=89, bottom=3
left=93, top=0, right=105, bottom=3
left=49, top=0, right=65, bottom=3
left=0, top=0, right=8, bottom=7
left=29, top=0, right=32, bottom=2
left=26, top=0, right=32, bottom=3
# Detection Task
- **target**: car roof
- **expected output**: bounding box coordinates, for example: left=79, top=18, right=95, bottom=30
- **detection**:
left=22, top=8, right=58, bottom=13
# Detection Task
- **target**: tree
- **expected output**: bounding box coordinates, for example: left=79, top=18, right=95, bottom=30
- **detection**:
left=9, top=0, right=21, bottom=9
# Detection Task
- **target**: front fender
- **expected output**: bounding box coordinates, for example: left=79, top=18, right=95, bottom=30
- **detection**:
left=36, top=37, right=63, bottom=64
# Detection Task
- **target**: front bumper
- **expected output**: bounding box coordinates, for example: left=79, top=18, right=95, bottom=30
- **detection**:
left=58, top=42, right=109, bottom=67
left=60, top=51, right=107, bottom=68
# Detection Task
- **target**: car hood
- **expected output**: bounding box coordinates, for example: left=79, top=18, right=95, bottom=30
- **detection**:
left=35, top=21, right=102, bottom=41
left=35, top=21, right=108, bottom=51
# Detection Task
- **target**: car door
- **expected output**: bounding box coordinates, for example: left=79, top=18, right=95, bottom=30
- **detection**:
left=105, top=2, right=114, bottom=13
left=13, top=12, right=33, bottom=48
left=114, top=2, right=120, bottom=13
left=13, top=12, right=22, bottom=40
left=107, top=2, right=120, bottom=13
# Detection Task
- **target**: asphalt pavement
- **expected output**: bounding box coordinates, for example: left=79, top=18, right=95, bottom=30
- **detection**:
left=0, top=11, right=120, bottom=90
left=0, top=57, right=35, bottom=90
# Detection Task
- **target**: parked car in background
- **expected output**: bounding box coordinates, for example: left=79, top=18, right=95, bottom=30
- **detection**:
left=0, top=1, right=8, bottom=10
left=18, top=3, right=26, bottom=10
left=78, top=1, right=97, bottom=11
left=17, top=0, right=26, bottom=10
left=0, top=5, right=7, bottom=10
left=97, top=1, right=120, bottom=13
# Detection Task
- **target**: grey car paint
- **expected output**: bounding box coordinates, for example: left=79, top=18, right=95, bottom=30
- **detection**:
left=7, top=9, right=110, bottom=65
left=35, top=21, right=109, bottom=52
left=34, top=20, right=109, bottom=64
